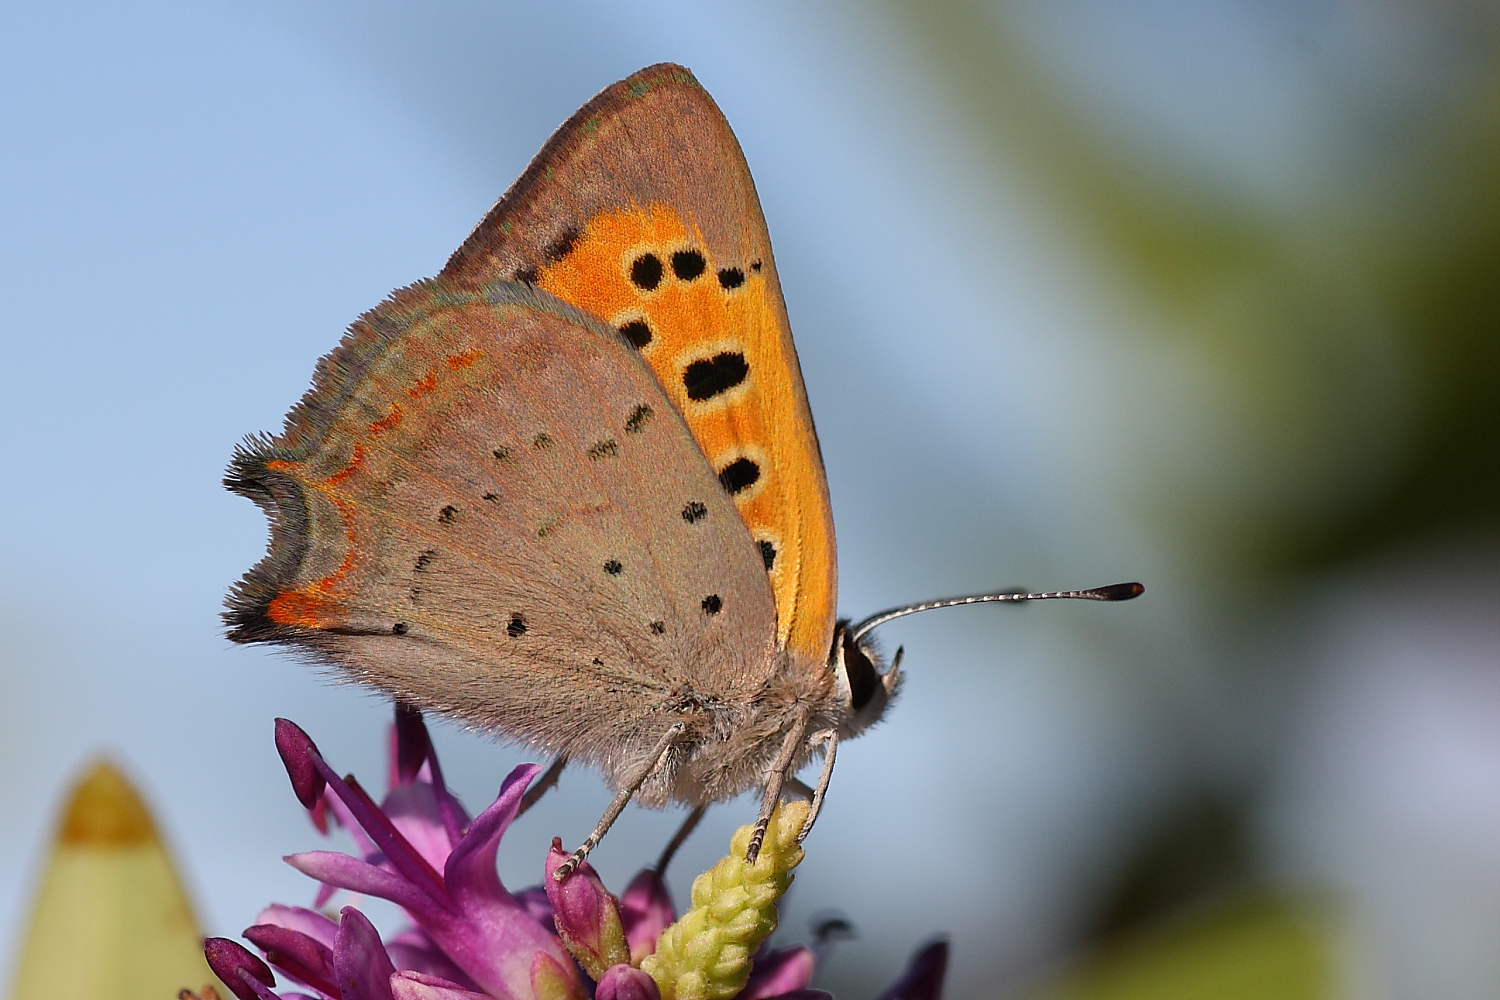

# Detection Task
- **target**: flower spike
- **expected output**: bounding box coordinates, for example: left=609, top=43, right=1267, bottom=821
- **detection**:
left=642, top=801, right=809, bottom=1000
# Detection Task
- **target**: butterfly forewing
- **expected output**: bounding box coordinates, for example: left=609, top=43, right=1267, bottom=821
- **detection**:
left=226, top=281, right=779, bottom=761
left=442, top=63, right=837, bottom=665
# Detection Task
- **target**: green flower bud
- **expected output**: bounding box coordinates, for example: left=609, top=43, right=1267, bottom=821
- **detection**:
left=642, top=801, right=808, bottom=1000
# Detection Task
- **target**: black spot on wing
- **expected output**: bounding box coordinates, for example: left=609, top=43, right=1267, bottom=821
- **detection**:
left=681, top=501, right=708, bottom=523
left=603, top=559, right=623, bottom=576
left=438, top=505, right=458, bottom=524
left=683, top=352, right=749, bottom=401
left=759, top=540, right=777, bottom=570
left=619, top=319, right=652, bottom=348
left=718, top=458, right=761, bottom=495
left=717, top=267, right=744, bottom=289
left=414, top=550, right=436, bottom=572
left=392, top=622, right=409, bottom=635
left=625, top=404, right=654, bottom=433
left=630, top=253, right=663, bottom=290
left=649, top=621, right=666, bottom=635
left=507, top=613, right=528, bottom=638
left=588, top=439, right=618, bottom=460
left=671, top=249, right=706, bottom=280
left=514, top=266, right=539, bottom=285
left=701, top=594, right=722, bottom=615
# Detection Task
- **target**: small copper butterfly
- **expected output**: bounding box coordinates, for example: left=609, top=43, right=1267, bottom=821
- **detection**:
left=225, top=64, right=1142, bottom=877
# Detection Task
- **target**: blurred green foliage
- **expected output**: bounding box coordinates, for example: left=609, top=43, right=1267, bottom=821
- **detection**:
left=1033, top=895, right=1331, bottom=1000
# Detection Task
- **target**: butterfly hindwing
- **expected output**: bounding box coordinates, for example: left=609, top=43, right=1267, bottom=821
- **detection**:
left=225, top=281, right=779, bottom=766
left=442, top=63, right=837, bottom=665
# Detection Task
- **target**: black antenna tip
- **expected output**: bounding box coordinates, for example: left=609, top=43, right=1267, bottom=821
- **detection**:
left=1092, top=581, right=1145, bottom=601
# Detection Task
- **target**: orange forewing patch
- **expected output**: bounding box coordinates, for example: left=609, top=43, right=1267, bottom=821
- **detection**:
left=536, top=205, right=834, bottom=656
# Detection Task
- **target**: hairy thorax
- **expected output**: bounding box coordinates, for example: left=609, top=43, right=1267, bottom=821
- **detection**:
left=626, top=656, right=845, bottom=808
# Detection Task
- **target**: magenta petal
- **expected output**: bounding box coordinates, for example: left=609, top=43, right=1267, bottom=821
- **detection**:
left=391, top=706, right=468, bottom=843
left=874, top=940, right=948, bottom=1000
left=334, top=906, right=397, bottom=1000
left=310, top=793, right=335, bottom=836
left=393, top=704, right=431, bottom=785
left=389, top=970, right=492, bottom=1000
left=513, top=887, right=555, bottom=930
left=277, top=717, right=444, bottom=907
left=442, top=763, right=539, bottom=903
left=386, top=928, right=479, bottom=989
left=741, top=946, right=815, bottom=998
left=619, top=870, right=674, bottom=964
left=244, top=923, right=339, bottom=997
left=339, top=772, right=450, bottom=905
left=383, top=782, right=455, bottom=873
left=596, top=964, right=661, bottom=1000
left=275, top=718, right=328, bottom=809
left=286, top=852, right=434, bottom=916
left=256, top=904, right=340, bottom=950
left=278, top=718, right=444, bottom=904
left=414, top=764, right=581, bottom=999
left=204, top=937, right=277, bottom=1000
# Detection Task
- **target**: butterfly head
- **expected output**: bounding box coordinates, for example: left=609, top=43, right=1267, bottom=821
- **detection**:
left=830, top=622, right=903, bottom=739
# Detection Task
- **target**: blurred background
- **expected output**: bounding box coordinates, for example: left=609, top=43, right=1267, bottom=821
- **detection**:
left=4, top=2, right=1499, bottom=997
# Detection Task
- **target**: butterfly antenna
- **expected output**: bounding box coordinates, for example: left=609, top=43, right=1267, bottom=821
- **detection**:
left=848, top=582, right=1144, bottom=644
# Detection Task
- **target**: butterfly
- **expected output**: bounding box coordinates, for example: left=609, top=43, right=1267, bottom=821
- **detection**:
left=225, top=63, right=1141, bottom=878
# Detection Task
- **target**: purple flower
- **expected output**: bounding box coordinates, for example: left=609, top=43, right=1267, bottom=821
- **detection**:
left=618, top=872, right=674, bottom=966
left=200, top=709, right=945, bottom=1000
left=595, top=965, right=660, bottom=1000
left=544, top=840, right=629, bottom=979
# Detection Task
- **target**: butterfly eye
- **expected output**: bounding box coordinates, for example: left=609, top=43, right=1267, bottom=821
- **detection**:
left=832, top=625, right=899, bottom=740
left=842, top=639, right=882, bottom=712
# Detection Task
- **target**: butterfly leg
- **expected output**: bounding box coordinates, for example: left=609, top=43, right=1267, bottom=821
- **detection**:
left=797, top=729, right=839, bottom=844
left=518, top=757, right=566, bottom=817
left=746, top=710, right=812, bottom=863
left=654, top=803, right=707, bottom=876
left=554, top=722, right=687, bottom=881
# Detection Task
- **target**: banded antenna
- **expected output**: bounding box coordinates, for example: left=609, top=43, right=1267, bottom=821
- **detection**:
left=849, top=582, right=1145, bottom=644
